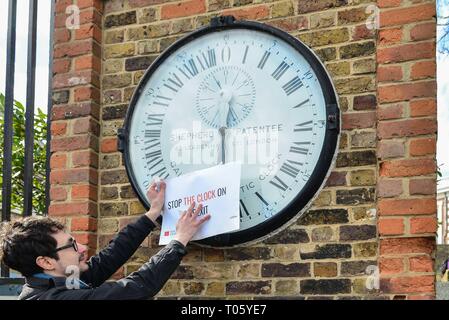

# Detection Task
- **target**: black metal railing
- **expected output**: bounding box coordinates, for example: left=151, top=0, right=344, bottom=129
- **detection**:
left=1, top=0, right=55, bottom=282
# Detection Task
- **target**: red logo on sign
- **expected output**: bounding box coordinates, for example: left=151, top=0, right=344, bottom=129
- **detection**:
left=164, top=231, right=170, bottom=236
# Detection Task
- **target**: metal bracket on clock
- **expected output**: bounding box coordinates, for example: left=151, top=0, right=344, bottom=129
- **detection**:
left=117, top=128, right=125, bottom=153
left=210, top=15, right=236, bottom=27
left=326, top=104, right=339, bottom=131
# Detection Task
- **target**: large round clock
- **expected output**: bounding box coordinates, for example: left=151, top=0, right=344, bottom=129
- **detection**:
left=118, top=16, right=340, bottom=247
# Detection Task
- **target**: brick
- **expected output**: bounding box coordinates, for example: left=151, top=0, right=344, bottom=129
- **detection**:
left=377, top=104, right=404, bottom=120
left=74, top=86, right=100, bottom=103
left=104, top=43, right=135, bottom=59
left=380, top=159, right=436, bottom=177
left=377, top=179, right=403, bottom=198
left=378, top=0, right=401, bottom=8
left=72, top=233, right=98, bottom=249
left=336, top=150, right=376, bottom=167
left=379, top=257, right=404, bottom=275
left=53, top=90, right=70, bottom=105
left=379, top=4, right=435, bottom=27
left=339, top=42, right=375, bottom=59
left=298, top=28, right=349, bottom=47
left=105, top=11, right=137, bottom=28
left=77, top=0, right=103, bottom=12
left=161, top=0, right=206, bottom=19
left=264, top=228, right=309, bottom=244
left=299, top=209, right=348, bottom=225
left=71, top=216, right=97, bottom=232
left=378, top=140, right=405, bottom=159
left=72, top=150, right=99, bottom=168
left=73, top=117, right=100, bottom=135
left=53, top=70, right=100, bottom=89
left=222, top=5, right=270, bottom=20
left=101, top=137, right=118, bottom=153
left=378, top=65, right=402, bottom=82
left=378, top=218, right=404, bottom=235
left=409, top=179, right=435, bottom=196
left=271, top=1, right=294, bottom=19
left=336, top=188, right=375, bottom=205
left=226, top=281, right=271, bottom=295
left=267, top=16, right=308, bottom=33
left=352, top=24, right=375, bottom=41
left=102, top=74, right=132, bottom=89
left=410, top=22, right=436, bottom=41
left=353, top=95, right=376, bottom=111
left=354, top=242, right=377, bottom=258
left=409, top=256, right=433, bottom=273
left=378, top=118, right=436, bottom=139
left=340, top=225, right=376, bottom=241
left=50, top=168, right=97, bottom=185
left=297, top=0, right=348, bottom=14
left=54, top=28, right=71, bottom=44
left=50, top=153, right=67, bottom=169
left=54, top=40, right=101, bottom=59
left=100, top=202, right=128, bottom=217
left=350, top=132, right=376, bottom=148
left=51, top=102, right=100, bottom=121
left=379, top=28, right=402, bottom=46
left=325, top=171, right=347, bottom=187
left=75, top=55, right=101, bottom=73
left=261, top=263, right=310, bottom=277
left=300, top=279, right=351, bottom=294
left=125, top=55, right=157, bottom=71
left=300, top=244, right=352, bottom=260
left=72, top=184, right=98, bottom=201
left=49, top=201, right=97, bottom=217
left=380, top=237, right=435, bottom=255
left=51, top=122, right=67, bottom=136
left=53, top=58, right=71, bottom=74
left=342, top=112, right=376, bottom=130
left=311, top=227, right=333, bottom=242
left=225, top=247, right=272, bottom=261
left=410, top=217, right=437, bottom=234
left=378, top=198, right=436, bottom=216
left=410, top=99, right=437, bottom=117
left=411, top=61, right=435, bottom=80
left=350, top=170, right=375, bottom=186
left=75, top=24, right=102, bottom=43
left=313, top=262, right=337, bottom=277
left=377, top=42, right=435, bottom=64
left=341, top=260, right=377, bottom=276
left=50, top=186, right=67, bottom=201
left=51, top=135, right=97, bottom=152
left=380, top=275, right=434, bottom=294
left=409, top=138, right=435, bottom=156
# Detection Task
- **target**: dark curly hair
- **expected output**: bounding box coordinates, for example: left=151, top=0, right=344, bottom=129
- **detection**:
left=0, top=217, right=65, bottom=277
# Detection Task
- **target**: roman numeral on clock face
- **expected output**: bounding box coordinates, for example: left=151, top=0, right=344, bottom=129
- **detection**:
left=271, top=61, right=289, bottom=80
left=163, top=73, right=183, bottom=92
left=257, top=51, right=270, bottom=69
left=279, top=160, right=301, bottom=178
left=269, top=175, right=289, bottom=191
left=290, top=142, right=310, bottom=154
left=147, top=114, right=164, bottom=126
left=144, top=129, right=161, bottom=138
left=183, top=59, right=199, bottom=77
left=283, top=76, right=303, bottom=95
left=153, top=95, right=171, bottom=107
left=240, top=200, right=251, bottom=219
left=294, top=121, right=313, bottom=132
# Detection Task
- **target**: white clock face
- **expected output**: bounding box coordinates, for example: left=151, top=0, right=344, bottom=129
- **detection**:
left=127, top=28, right=333, bottom=233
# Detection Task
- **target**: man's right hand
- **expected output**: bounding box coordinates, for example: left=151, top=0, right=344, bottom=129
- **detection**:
left=174, top=202, right=210, bottom=247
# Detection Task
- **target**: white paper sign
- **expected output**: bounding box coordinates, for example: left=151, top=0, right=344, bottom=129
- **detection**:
left=159, top=162, right=241, bottom=245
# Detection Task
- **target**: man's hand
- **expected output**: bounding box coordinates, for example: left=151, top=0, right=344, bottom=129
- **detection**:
left=174, top=202, right=211, bottom=246
left=145, top=180, right=166, bottom=224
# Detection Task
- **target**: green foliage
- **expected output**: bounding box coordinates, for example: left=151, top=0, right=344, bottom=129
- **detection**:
left=0, top=93, right=47, bottom=215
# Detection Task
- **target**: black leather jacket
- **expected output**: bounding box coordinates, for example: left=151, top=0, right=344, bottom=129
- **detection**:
left=19, top=215, right=187, bottom=300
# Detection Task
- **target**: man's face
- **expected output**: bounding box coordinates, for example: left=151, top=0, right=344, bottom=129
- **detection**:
left=51, top=231, right=89, bottom=276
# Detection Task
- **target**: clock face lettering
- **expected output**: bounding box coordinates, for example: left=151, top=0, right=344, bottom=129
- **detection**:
left=122, top=21, right=339, bottom=246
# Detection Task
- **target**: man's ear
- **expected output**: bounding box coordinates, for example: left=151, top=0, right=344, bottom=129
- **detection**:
left=35, top=256, right=56, bottom=271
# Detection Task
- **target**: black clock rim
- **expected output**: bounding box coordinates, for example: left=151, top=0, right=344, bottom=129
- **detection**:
left=121, top=18, right=340, bottom=247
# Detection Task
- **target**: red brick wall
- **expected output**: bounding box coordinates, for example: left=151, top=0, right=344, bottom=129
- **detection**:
left=376, top=1, right=437, bottom=299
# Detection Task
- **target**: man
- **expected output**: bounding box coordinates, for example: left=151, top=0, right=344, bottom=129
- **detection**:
left=0, top=180, right=210, bottom=300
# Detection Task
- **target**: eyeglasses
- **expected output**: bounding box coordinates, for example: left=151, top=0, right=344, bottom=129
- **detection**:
left=55, top=238, right=78, bottom=252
